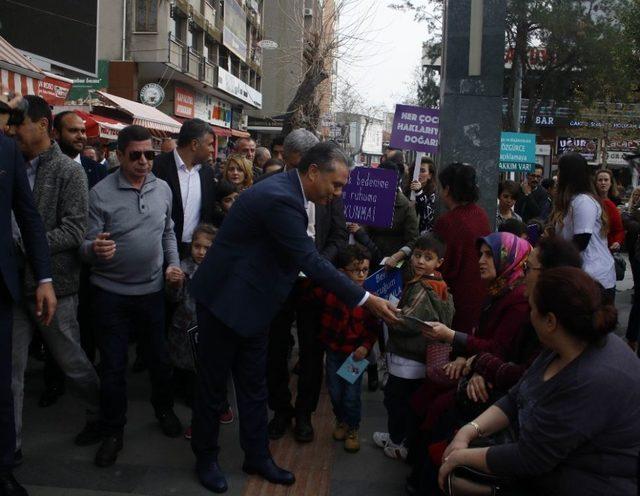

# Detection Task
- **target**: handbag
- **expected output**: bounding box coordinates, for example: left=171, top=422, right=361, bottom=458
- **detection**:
left=447, top=466, right=517, bottom=496
left=613, top=252, right=626, bottom=281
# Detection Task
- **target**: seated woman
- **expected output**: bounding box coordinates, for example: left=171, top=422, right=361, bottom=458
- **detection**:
left=438, top=267, right=640, bottom=496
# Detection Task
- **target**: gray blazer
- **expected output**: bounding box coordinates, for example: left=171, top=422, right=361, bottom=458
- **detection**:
left=23, top=142, right=88, bottom=297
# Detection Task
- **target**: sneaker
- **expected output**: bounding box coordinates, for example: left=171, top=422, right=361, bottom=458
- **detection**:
left=372, top=431, right=391, bottom=448
left=219, top=407, right=234, bottom=424
left=184, top=426, right=192, bottom=440
left=383, top=441, right=408, bottom=460
left=344, top=429, right=360, bottom=453
left=332, top=421, right=348, bottom=441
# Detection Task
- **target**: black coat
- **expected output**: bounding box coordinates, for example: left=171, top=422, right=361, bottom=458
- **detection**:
left=152, top=151, right=216, bottom=242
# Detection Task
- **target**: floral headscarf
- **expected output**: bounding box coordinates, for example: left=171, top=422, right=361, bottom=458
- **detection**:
left=476, top=232, right=531, bottom=298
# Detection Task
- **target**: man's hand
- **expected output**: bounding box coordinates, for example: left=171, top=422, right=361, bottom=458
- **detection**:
left=353, top=346, right=368, bottom=361
left=384, top=251, right=405, bottom=270
left=35, top=282, right=57, bottom=326
left=466, top=373, right=492, bottom=403
left=610, top=242, right=621, bottom=252
left=423, top=321, right=455, bottom=344
left=521, top=179, right=532, bottom=196
left=346, top=223, right=361, bottom=234
left=364, top=294, right=400, bottom=325
left=443, top=357, right=467, bottom=381
left=165, top=265, right=185, bottom=288
left=92, top=232, right=116, bottom=260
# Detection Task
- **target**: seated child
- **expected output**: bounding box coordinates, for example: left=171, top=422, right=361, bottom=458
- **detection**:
left=312, top=245, right=381, bottom=453
left=212, top=180, right=239, bottom=228
left=373, top=233, right=454, bottom=460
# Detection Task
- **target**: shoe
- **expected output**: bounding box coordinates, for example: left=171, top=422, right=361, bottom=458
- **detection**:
left=367, top=364, right=379, bottom=392
left=344, top=428, right=360, bottom=453
left=94, top=435, right=123, bottom=467
left=38, top=383, right=65, bottom=408
left=13, top=450, right=23, bottom=468
left=294, top=414, right=314, bottom=443
left=383, top=441, right=408, bottom=460
left=372, top=431, right=391, bottom=448
left=196, top=459, right=228, bottom=493
left=184, top=426, right=192, bottom=440
left=267, top=413, right=291, bottom=440
left=74, top=421, right=104, bottom=446
left=242, top=457, right=295, bottom=486
left=332, top=420, right=348, bottom=441
left=219, top=407, right=234, bottom=424
left=0, top=471, right=28, bottom=496
left=156, top=409, right=183, bottom=438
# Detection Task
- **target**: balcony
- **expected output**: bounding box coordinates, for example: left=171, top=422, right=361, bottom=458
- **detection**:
left=168, top=35, right=209, bottom=84
left=168, top=36, right=188, bottom=71
left=187, top=48, right=201, bottom=78
left=200, top=59, right=216, bottom=87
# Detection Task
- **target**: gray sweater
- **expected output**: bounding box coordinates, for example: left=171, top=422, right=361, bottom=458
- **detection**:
left=487, top=334, right=640, bottom=496
left=23, top=142, right=88, bottom=297
left=81, top=170, right=179, bottom=295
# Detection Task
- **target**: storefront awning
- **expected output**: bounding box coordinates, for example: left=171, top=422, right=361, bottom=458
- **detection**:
left=96, top=91, right=182, bottom=135
left=231, top=129, right=251, bottom=138
left=74, top=110, right=127, bottom=141
left=212, top=125, right=232, bottom=137
left=0, top=34, right=44, bottom=95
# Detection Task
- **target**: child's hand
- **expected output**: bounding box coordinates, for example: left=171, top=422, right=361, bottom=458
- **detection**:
left=165, top=265, right=185, bottom=288
left=346, top=223, right=361, bottom=234
left=353, top=346, right=368, bottom=361
left=423, top=322, right=455, bottom=344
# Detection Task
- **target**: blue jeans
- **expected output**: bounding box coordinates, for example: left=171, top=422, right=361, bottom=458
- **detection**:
left=325, top=349, right=363, bottom=429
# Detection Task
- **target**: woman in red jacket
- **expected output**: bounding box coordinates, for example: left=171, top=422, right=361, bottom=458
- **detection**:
left=596, top=169, right=625, bottom=250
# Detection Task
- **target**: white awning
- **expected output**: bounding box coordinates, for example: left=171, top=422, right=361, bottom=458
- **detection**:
left=96, top=91, right=182, bottom=134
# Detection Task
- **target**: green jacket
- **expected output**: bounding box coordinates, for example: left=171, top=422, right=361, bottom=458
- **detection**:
left=387, top=277, right=455, bottom=363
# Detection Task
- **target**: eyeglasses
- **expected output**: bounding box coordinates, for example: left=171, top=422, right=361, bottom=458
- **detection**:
left=346, top=268, right=369, bottom=276
left=129, top=150, right=156, bottom=161
left=523, top=261, right=542, bottom=274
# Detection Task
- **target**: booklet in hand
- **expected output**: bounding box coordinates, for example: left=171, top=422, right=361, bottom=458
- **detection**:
left=400, top=315, right=435, bottom=334
left=337, top=354, right=369, bottom=384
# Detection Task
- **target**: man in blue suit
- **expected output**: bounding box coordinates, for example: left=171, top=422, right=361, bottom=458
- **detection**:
left=189, top=142, right=399, bottom=493
left=0, top=126, right=56, bottom=495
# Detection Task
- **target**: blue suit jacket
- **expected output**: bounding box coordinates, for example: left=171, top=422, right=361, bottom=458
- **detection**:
left=80, top=155, right=108, bottom=189
left=190, top=169, right=365, bottom=337
left=0, top=135, right=51, bottom=301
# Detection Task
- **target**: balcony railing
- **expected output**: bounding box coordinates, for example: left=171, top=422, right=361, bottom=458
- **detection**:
left=187, top=48, right=201, bottom=78
left=200, top=59, right=216, bottom=87
left=168, top=36, right=187, bottom=71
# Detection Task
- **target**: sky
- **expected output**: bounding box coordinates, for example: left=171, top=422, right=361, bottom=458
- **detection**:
left=335, top=0, right=428, bottom=111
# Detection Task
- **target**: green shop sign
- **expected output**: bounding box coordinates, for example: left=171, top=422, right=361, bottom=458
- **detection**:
left=67, top=60, right=109, bottom=101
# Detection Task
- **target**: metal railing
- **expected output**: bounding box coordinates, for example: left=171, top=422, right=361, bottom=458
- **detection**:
left=200, top=59, right=216, bottom=86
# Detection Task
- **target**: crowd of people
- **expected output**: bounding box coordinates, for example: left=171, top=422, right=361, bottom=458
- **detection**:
left=1, top=91, right=640, bottom=496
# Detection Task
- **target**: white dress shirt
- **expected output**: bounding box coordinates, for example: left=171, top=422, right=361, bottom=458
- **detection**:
left=74, top=154, right=82, bottom=164
left=174, top=148, right=202, bottom=243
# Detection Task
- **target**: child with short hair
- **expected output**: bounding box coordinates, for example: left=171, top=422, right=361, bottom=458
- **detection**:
left=496, top=180, right=522, bottom=230
left=373, top=233, right=455, bottom=460
left=212, top=180, right=239, bottom=228
left=312, top=244, right=381, bottom=453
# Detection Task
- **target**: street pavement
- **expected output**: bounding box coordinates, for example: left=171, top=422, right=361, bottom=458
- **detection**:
left=16, top=269, right=634, bottom=496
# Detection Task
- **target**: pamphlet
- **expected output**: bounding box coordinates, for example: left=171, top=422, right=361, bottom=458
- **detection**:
left=337, top=354, right=369, bottom=384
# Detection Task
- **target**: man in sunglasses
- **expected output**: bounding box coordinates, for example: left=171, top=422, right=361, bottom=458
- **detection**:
left=81, top=125, right=185, bottom=468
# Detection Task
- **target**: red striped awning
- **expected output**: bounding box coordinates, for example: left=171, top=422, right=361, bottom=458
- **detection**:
left=0, top=68, right=39, bottom=95
left=97, top=91, right=182, bottom=135
left=0, top=34, right=44, bottom=95
left=74, top=111, right=126, bottom=141
left=212, top=125, right=232, bottom=137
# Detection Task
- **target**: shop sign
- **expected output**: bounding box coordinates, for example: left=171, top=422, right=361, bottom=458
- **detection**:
left=194, top=93, right=232, bottom=128
left=608, top=138, right=640, bottom=152
left=174, top=86, right=195, bottom=118
left=217, top=67, right=262, bottom=109
left=223, top=0, right=247, bottom=62
left=37, top=76, right=73, bottom=106
left=557, top=136, right=598, bottom=161
left=389, top=104, right=439, bottom=153
left=606, top=151, right=629, bottom=165
left=499, top=132, right=537, bottom=172
left=67, top=60, right=109, bottom=101
left=139, top=83, right=165, bottom=107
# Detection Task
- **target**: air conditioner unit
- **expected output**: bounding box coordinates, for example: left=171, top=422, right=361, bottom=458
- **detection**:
left=303, top=8, right=313, bottom=17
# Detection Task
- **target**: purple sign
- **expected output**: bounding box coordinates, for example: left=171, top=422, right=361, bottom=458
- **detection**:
left=389, top=104, right=440, bottom=153
left=342, top=167, right=398, bottom=229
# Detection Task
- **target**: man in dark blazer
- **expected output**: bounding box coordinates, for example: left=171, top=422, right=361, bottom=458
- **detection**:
left=152, top=119, right=216, bottom=257
left=515, top=165, right=551, bottom=222
left=189, top=142, right=398, bottom=493
left=0, top=131, right=56, bottom=495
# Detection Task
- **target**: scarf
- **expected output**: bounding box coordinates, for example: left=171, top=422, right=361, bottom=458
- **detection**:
left=477, top=232, right=531, bottom=298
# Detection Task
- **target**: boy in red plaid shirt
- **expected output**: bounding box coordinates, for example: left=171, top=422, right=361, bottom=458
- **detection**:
left=311, top=245, right=381, bottom=453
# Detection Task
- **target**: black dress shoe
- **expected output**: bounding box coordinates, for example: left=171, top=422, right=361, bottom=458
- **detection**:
left=38, top=384, right=65, bottom=408
left=267, top=413, right=291, bottom=440
left=156, top=409, right=183, bottom=438
left=294, top=415, right=314, bottom=443
left=196, top=459, right=228, bottom=493
left=242, top=457, right=295, bottom=486
left=94, top=435, right=123, bottom=468
left=0, top=471, right=28, bottom=496
left=12, top=450, right=23, bottom=468
left=75, top=421, right=104, bottom=446
left=367, top=364, right=379, bottom=392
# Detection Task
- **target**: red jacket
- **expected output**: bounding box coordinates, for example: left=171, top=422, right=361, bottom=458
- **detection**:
left=312, top=287, right=381, bottom=354
left=434, top=203, right=490, bottom=334
left=603, top=198, right=625, bottom=247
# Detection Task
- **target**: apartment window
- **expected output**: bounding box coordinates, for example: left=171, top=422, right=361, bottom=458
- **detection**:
left=135, top=0, right=158, bottom=32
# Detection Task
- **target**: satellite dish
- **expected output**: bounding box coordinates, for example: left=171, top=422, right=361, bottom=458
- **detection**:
left=257, top=39, right=279, bottom=50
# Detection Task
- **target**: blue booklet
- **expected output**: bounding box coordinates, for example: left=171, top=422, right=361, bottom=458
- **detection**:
left=337, top=354, right=369, bottom=384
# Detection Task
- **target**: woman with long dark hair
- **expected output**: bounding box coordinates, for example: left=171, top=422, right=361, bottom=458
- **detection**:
left=549, top=153, right=615, bottom=301
left=409, top=157, right=438, bottom=234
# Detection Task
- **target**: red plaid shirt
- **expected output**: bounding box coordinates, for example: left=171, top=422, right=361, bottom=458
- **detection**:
left=311, top=287, right=381, bottom=354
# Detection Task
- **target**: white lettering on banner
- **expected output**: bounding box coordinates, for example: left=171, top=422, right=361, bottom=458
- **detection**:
left=404, top=135, right=439, bottom=146
left=344, top=204, right=376, bottom=223
left=352, top=171, right=389, bottom=189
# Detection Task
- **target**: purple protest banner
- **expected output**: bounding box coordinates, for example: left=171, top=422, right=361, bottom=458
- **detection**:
left=389, top=104, right=440, bottom=153
left=342, top=167, right=398, bottom=229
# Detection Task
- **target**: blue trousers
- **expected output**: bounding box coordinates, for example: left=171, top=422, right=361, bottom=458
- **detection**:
left=0, top=281, right=15, bottom=470
left=325, top=349, right=363, bottom=429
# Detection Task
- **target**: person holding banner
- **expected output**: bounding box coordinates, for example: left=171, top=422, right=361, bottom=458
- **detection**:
left=409, top=157, right=438, bottom=234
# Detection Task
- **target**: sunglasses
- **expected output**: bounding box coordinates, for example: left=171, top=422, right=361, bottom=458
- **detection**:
left=129, top=150, right=156, bottom=161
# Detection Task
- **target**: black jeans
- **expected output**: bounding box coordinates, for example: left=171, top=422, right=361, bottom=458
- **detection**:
left=0, top=282, right=15, bottom=470
left=192, top=305, right=269, bottom=464
left=93, top=286, right=174, bottom=434
left=267, top=282, right=324, bottom=417
left=384, top=374, right=423, bottom=445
